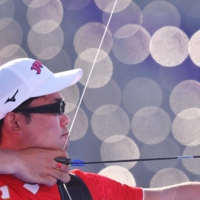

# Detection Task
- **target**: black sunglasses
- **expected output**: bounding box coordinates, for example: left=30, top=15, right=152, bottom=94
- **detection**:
left=14, top=100, right=66, bottom=115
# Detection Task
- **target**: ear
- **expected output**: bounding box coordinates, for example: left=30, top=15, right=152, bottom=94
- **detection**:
left=3, top=112, right=23, bottom=133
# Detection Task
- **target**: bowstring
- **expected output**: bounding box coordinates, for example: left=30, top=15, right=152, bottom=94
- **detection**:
left=61, top=1, right=119, bottom=199
left=63, top=0, right=119, bottom=150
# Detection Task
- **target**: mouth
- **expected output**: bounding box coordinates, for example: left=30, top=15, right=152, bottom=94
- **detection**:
left=62, top=129, right=69, bottom=137
left=62, top=132, right=69, bottom=137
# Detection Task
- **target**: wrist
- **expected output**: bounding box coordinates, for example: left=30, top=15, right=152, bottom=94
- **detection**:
left=0, top=149, right=21, bottom=174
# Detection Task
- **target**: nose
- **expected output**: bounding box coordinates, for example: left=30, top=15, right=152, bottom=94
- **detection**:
left=60, top=113, right=70, bottom=127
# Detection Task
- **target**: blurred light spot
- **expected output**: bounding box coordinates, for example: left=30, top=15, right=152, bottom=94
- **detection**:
left=170, top=80, right=200, bottom=115
left=102, top=2, right=142, bottom=34
left=77, top=48, right=109, bottom=63
left=31, top=20, right=60, bottom=34
left=142, top=1, right=180, bottom=35
left=61, top=84, right=80, bottom=113
left=99, top=166, right=136, bottom=186
left=74, top=51, right=113, bottom=88
left=0, top=19, right=22, bottom=52
left=150, top=168, right=189, bottom=188
left=182, top=145, right=200, bottom=174
left=122, top=78, right=162, bottom=115
left=62, top=0, right=91, bottom=11
left=94, top=0, right=131, bottom=13
left=159, top=61, right=199, bottom=91
left=150, top=26, right=189, bottom=67
left=68, top=107, right=88, bottom=141
left=22, top=0, right=50, bottom=8
left=0, top=45, right=27, bottom=65
left=27, top=0, right=63, bottom=34
left=92, top=104, right=119, bottom=116
left=74, top=22, right=113, bottom=56
left=91, top=106, right=130, bottom=141
left=39, top=49, right=72, bottom=73
left=132, top=106, right=171, bottom=144
left=28, top=26, right=64, bottom=60
left=83, top=79, right=121, bottom=113
left=112, top=24, right=150, bottom=65
left=0, top=18, right=13, bottom=31
left=189, top=30, right=200, bottom=67
left=100, top=135, right=139, bottom=169
left=0, top=0, right=14, bottom=29
left=141, top=139, right=180, bottom=173
left=172, top=108, right=200, bottom=146
left=186, top=3, right=200, bottom=35
left=0, top=44, right=20, bottom=59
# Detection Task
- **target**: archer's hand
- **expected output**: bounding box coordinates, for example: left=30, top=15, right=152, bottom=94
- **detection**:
left=10, top=148, right=70, bottom=186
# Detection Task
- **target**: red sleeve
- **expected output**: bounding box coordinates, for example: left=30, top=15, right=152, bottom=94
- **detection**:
left=70, top=169, right=143, bottom=200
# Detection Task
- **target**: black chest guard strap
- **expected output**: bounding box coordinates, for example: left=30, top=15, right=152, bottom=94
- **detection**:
left=57, top=174, right=92, bottom=200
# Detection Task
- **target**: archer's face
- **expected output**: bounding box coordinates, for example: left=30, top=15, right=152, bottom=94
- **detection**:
left=18, top=92, right=70, bottom=150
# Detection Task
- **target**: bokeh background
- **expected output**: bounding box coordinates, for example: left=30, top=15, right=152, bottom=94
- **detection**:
left=1, top=0, right=200, bottom=189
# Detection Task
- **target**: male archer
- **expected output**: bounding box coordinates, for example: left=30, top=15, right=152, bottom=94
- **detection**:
left=0, top=58, right=200, bottom=200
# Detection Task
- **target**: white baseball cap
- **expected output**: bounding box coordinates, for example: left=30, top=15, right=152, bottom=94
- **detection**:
left=0, top=58, right=82, bottom=120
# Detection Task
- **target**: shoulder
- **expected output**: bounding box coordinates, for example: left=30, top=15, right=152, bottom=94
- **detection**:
left=70, top=170, right=143, bottom=200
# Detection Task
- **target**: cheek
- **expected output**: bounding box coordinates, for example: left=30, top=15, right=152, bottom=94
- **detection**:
left=33, top=115, right=61, bottom=135
left=20, top=115, right=62, bottom=149
left=28, top=116, right=61, bottom=147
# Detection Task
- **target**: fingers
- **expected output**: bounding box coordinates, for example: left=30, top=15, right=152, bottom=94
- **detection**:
left=37, top=173, right=70, bottom=187
left=42, top=174, right=70, bottom=187
left=40, top=176, right=58, bottom=187
left=36, top=161, right=71, bottom=186
left=45, top=159, right=70, bottom=185
left=54, top=170, right=71, bottom=184
left=46, top=168, right=71, bottom=185
left=54, top=161, right=69, bottom=173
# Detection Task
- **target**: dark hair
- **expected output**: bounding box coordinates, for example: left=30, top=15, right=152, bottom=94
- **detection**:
left=0, top=97, right=38, bottom=144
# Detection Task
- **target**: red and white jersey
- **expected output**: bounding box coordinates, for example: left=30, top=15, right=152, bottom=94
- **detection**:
left=71, top=169, right=143, bottom=200
left=0, top=170, right=143, bottom=200
left=0, top=174, right=60, bottom=200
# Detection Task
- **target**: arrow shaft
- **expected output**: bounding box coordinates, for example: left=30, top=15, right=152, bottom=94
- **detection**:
left=71, top=155, right=200, bottom=165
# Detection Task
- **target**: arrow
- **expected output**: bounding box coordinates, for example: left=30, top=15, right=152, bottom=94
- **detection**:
left=55, top=155, right=199, bottom=167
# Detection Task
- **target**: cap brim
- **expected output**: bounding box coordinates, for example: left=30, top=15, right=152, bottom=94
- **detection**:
left=32, top=68, right=82, bottom=97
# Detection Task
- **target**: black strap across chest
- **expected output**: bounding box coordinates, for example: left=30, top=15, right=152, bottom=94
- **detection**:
left=57, top=174, right=92, bottom=200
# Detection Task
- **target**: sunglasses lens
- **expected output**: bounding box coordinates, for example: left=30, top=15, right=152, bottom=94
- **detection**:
left=60, top=101, right=65, bottom=114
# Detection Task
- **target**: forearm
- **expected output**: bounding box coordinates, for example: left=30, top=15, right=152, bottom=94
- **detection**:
left=144, top=182, right=200, bottom=200
left=0, top=149, right=18, bottom=174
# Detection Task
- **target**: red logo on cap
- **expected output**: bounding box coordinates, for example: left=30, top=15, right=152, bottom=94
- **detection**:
left=31, top=60, right=43, bottom=74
